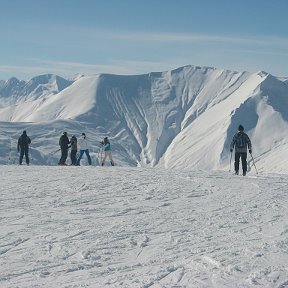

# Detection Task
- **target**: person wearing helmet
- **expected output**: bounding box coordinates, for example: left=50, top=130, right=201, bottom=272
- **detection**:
left=70, top=135, right=78, bottom=165
left=101, top=137, right=114, bottom=166
left=76, top=133, right=92, bottom=166
left=58, top=132, right=70, bottom=165
left=17, top=130, right=31, bottom=165
left=230, top=125, right=252, bottom=176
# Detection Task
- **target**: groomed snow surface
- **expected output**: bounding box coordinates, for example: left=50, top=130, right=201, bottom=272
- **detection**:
left=1, top=165, right=288, bottom=288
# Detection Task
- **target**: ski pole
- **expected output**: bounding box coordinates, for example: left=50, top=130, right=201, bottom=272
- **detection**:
left=29, top=146, right=34, bottom=161
left=229, top=151, right=232, bottom=172
left=8, top=138, right=12, bottom=165
left=250, top=153, right=258, bottom=174
left=51, top=148, right=61, bottom=155
left=98, top=142, right=103, bottom=165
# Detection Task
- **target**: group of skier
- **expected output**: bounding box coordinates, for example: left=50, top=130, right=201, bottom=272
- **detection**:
left=16, top=130, right=114, bottom=167
left=58, top=132, right=114, bottom=166
left=16, top=124, right=253, bottom=175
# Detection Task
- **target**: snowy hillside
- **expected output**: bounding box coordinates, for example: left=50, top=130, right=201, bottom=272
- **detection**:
left=1, top=65, right=288, bottom=173
left=1, top=165, right=288, bottom=287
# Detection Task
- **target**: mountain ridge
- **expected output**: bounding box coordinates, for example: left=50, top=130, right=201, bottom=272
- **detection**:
left=1, top=65, right=288, bottom=173
left=0, top=74, right=74, bottom=104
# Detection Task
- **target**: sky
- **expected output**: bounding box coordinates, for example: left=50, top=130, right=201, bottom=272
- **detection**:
left=0, top=0, right=288, bottom=80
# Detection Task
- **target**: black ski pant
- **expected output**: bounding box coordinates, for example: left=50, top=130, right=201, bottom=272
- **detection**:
left=19, top=148, right=29, bottom=165
left=70, top=150, right=77, bottom=165
left=234, top=152, right=247, bottom=174
left=59, top=148, right=68, bottom=165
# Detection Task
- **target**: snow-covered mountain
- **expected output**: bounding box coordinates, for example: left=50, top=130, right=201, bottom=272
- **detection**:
left=1, top=65, right=288, bottom=173
left=0, top=74, right=73, bottom=105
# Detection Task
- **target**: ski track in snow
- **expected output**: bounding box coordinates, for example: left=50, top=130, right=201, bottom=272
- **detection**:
left=0, top=165, right=288, bottom=287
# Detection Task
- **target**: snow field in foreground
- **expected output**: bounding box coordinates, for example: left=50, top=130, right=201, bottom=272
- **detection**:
left=0, top=165, right=288, bottom=287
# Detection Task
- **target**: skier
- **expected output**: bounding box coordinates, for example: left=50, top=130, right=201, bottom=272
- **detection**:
left=101, top=137, right=114, bottom=166
left=230, top=125, right=252, bottom=176
left=58, top=132, right=70, bottom=165
left=17, top=130, right=31, bottom=165
left=76, top=133, right=92, bottom=165
left=70, top=135, right=77, bottom=165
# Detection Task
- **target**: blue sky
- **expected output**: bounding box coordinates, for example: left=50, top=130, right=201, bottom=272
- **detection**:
left=0, top=0, right=288, bottom=80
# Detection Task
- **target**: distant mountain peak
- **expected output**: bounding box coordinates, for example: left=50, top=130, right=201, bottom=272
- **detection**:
left=70, top=73, right=85, bottom=81
left=0, top=73, right=74, bottom=102
left=257, top=70, right=269, bottom=77
left=7, top=77, right=20, bottom=84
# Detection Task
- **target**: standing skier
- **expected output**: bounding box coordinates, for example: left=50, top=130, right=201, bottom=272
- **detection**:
left=230, top=125, right=252, bottom=176
left=70, top=135, right=78, bottom=165
left=101, top=137, right=114, bottom=166
left=17, top=130, right=31, bottom=165
left=76, top=133, right=92, bottom=165
left=58, top=132, right=70, bottom=165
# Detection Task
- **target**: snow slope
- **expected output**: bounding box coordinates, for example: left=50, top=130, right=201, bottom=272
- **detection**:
left=1, top=165, right=288, bottom=288
left=1, top=65, right=288, bottom=173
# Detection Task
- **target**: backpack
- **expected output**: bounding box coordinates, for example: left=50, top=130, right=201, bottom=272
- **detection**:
left=19, top=135, right=31, bottom=147
left=71, top=136, right=77, bottom=150
left=235, top=132, right=246, bottom=148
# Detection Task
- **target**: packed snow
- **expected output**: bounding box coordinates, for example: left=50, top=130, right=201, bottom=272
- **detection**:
left=1, top=65, right=288, bottom=287
left=1, top=165, right=288, bottom=288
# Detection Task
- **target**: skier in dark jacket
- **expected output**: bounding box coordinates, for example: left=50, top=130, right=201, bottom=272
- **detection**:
left=70, top=135, right=77, bottom=165
left=17, top=130, right=31, bottom=165
left=58, top=132, right=70, bottom=165
left=230, top=125, right=252, bottom=176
